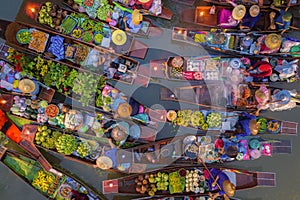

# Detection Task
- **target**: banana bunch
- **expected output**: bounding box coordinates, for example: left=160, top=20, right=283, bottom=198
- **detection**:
left=32, top=170, right=55, bottom=193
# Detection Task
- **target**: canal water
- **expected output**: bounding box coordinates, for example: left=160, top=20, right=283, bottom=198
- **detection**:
left=1, top=0, right=300, bottom=200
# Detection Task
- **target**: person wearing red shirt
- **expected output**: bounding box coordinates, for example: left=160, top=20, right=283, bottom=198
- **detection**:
left=244, top=61, right=273, bottom=79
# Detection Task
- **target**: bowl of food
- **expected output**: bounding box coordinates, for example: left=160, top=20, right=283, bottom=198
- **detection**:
left=45, top=104, right=59, bottom=119
left=166, top=110, right=177, bottom=121
left=16, top=29, right=32, bottom=44
left=59, top=184, right=72, bottom=198
left=267, top=120, right=281, bottom=134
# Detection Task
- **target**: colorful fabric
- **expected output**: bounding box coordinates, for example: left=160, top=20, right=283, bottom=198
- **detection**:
left=218, top=8, right=239, bottom=28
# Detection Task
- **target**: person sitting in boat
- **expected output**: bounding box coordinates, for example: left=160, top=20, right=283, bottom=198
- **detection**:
left=251, top=33, right=282, bottom=54
left=255, top=88, right=300, bottom=115
left=217, top=2, right=245, bottom=29
left=104, top=121, right=130, bottom=148
left=269, top=4, right=292, bottom=31
left=243, top=61, right=273, bottom=80
left=274, top=59, right=298, bottom=81
left=119, top=9, right=143, bottom=34
left=239, top=5, right=261, bottom=30
left=218, top=2, right=260, bottom=29
left=204, top=168, right=236, bottom=200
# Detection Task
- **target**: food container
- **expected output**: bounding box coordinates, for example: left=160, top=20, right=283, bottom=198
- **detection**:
left=16, top=29, right=32, bottom=44
left=45, top=104, right=59, bottom=119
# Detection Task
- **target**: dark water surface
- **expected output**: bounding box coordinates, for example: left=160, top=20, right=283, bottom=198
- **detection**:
left=1, top=0, right=300, bottom=200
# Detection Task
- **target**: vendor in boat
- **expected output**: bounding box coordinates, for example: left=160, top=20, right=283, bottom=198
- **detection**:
left=255, top=87, right=300, bottom=115
left=243, top=61, right=273, bottom=80
left=269, top=4, right=292, bottom=31
left=119, top=9, right=143, bottom=34
left=204, top=168, right=236, bottom=200
left=251, top=33, right=282, bottom=54
left=218, top=2, right=260, bottom=29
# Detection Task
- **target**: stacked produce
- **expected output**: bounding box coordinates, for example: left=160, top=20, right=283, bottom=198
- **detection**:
left=55, top=134, right=78, bottom=155
left=77, top=141, right=92, bottom=158
left=169, top=171, right=185, bottom=194
left=267, top=120, right=281, bottom=133
left=28, top=29, right=49, bottom=53
left=32, top=170, right=60, bottom=196
left=10, top=96, right=48, bottom=123
left=169, top=110, right=209, bottom=130
left=135, top=172, right=169, bottom=196
left=34, top=126, right=62, bottom=149
left=206, top=112, right=222, bottom=128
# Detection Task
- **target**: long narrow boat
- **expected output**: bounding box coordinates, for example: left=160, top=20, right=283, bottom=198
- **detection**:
left=133, top=195, right=242, bottom=200
left=0, top=20, right=151, bottom=87
left=150, top=55, right=300, bottom=83
left=171, top=28, right=300, bottom=59
left=19, top=1, right=150, bottom=58
left=63, top=0, right=172, bottom=21
left=61, top=0, right=163, bottom=38
left=0, top=146, right=104, bottom=200
left=203, top=0, right=300, bottom=8
left=160, top=82, right=300, bottom=113
left=102, top=165, right=276, bottom=198
left=180, top=5, right=300, bottom=32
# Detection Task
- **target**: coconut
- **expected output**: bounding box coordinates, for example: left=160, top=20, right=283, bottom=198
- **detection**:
left=135, top=178, right=139, bottom=183
left=62, top=11, right=68, bottom=18
left=136, top=186, right=141, bottom=192
left=144, top=174, right=150, bottom=179
left=137, top=182, right=142, bottom=186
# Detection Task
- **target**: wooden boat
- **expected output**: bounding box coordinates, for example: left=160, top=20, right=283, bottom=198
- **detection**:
left=102, top=165, right=276, bottom=197
left=203, top=0, right=300, bottom=8
left=150, top=55, right=300, bottom=83
left=179, top=5, right=300, bottom=32
left=62, top=0, right=164, bottom=38
left=108, top=0, right=173, bottom=20
left=160, top=82, right=300, bottom=113
left=0, top=146, right=105, bottom=200
left=170, top=0, right=196, bottom=6
left=133, top=195, right=241, bottom=200
left=0, top=20, right=150, bottom=87
left=171, top=27, right=300, bottom=59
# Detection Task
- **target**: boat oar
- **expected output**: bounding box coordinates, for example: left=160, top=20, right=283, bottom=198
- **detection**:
left=275, top=22, right=300, bottom=31
left=198, top=158, right=225, bottom=195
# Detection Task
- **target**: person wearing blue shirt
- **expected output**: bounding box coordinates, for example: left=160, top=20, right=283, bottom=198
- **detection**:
left=270, top=4, right=292, bottom=31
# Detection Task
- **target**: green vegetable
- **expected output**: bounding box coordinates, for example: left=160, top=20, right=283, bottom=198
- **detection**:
left=81, top=31, right=93, bottom=43
left=94, top=33, right=103, bottom=44
left=96, top=0, right=113, bottom=21
left=55, top=134, right=78, bottom=155
left=77, top=141, right=92, bottom=158
left=206, top=112, right=221, bottom=128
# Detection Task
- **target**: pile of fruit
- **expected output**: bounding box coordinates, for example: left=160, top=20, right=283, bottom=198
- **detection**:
left=55, top=134, right=78, bottom=155
left=77, top=141, right=92, bottom=158
left=32, top=170, right=59, bottom=196
left=172, top=110, right=209, bottom=130
left=136, top=172, right=169, bottom=196
left=206, top=112, right=222, bottom=128
left=35, top=126, right=62, bottom=149
left=169, top=171, right=185, bottom=194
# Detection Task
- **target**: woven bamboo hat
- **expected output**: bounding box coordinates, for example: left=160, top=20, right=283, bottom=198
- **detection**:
left=265, top=34, right=282, bottom=50
left=223, top=180, right=236, bottom=197
left=132, top=9, right=143, bottom=26
left=249, top=5, right=260, bottom=17
left=112, top=30, right=127, bottom=46
left=138, top=0, right=151, bottom=3
left=117, top=103, right=132, bottom=118
left=96, top=156, right=113, bottom=169
left=18, top=79, right=36, bottom=93
left=232, top=5, right=246, bottom=20
left=249, top=119, right=260, bottom=135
